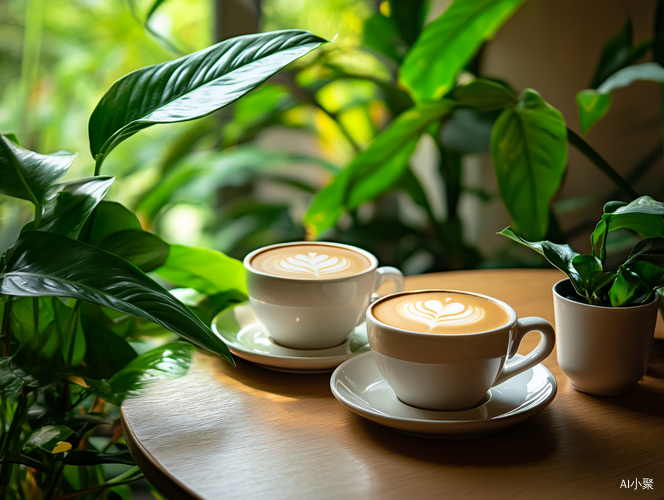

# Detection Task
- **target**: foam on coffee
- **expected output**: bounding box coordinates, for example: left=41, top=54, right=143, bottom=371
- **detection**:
left=372, top=291, right=510, bottom=334
left=250, top=244, right=372, bottom=279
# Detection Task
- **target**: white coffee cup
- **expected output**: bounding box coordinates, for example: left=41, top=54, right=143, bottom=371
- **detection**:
left=366, top=289, right=555, bottom=411
left=244, top=242, right=404, bottom=349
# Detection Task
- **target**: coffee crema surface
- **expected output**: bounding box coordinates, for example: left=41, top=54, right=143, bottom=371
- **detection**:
left=373, top=291, right=510, bottom=334
left=250, top=244, right=372, bottom=279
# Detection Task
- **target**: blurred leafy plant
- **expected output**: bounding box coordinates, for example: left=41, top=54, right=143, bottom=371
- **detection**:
left=0, top=29, right=325, bottom=499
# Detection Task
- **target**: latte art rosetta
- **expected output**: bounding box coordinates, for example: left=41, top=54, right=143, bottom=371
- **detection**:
left=276, top=252, right=351, bottom=277
left=398, top=298, right=485, bottom=331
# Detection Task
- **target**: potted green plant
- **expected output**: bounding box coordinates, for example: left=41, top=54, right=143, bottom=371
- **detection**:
left=499, top=196, right=664, bottom=396
left=0, top=30, right=325, bottom=499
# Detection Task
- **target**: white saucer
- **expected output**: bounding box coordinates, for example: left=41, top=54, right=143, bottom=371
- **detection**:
left=330, top=352, right=557, bottom=438
left=211, top=302, right=370, bottom=373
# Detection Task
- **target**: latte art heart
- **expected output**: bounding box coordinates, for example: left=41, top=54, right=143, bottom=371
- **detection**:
left=398, top=298, right=485, bottom=331
left=276, top=252, right=351, bottom=277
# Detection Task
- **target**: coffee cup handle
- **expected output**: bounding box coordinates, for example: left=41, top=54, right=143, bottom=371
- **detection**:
left=371, top=266, right=405, bottom=302
left=493, top=317, right=555, bottom=386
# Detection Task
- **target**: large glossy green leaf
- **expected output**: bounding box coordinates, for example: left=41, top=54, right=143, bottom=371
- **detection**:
left=609, top=262, right=664, bottom=306
left=39, top=177, right=115, bottom=237
left=490, top=89, right=567, bottom=240
left=89, top=30, right=326, bottom=164
left=89, top=342, right=195, bottom=405
left=577, top=63, right=664, bottom=135
left=400, top=0, right=526, bottom=102
left=0, top=134, right=76, bottom=207
left=0, top=231, right=233, bottom=363
left=155, top=244, right=247, bottom=296
left=591, top=196, right=664, bottom=262
left=100, top=229, right=169, bottom=273
left=304, top=100, right=454, bottom=237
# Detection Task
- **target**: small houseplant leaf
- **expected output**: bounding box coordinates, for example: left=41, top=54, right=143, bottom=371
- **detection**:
left=89, top=30, right=326, bottom=164
left=99, top=229, right=170, bottom=273
left=609, top=262, right=664, bottom=306
left=577, top=63, right=664, bottom=135
left=0, top=134, right=76, bottom=207
left=39, top=177, right=115, bottom=238
left=624, top=237, right=664, bottom=268
left=304, top=100, right=454, bottom=237
left=491, top=89, right=567, bottom=240
left=0, top=231, right=233, bottom=363
left=155, top=244, right=247, bottom=296
left=400, top=0, right=527, bottom=102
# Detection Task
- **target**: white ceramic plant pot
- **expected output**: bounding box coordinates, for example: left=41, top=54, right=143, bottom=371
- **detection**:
left=553, top=279, right=659, bottom=396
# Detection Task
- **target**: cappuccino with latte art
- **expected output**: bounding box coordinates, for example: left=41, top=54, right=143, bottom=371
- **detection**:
left=250, top=243, right=371, bottom=279
left=373, top=290, right=510, bottom=334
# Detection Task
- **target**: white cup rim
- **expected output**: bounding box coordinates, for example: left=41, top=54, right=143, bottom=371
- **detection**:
left=367, top=288, right=517, bottom=337
left=244, top=241, right=379, bottom=282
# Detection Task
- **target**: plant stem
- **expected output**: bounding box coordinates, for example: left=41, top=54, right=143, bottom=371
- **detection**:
left=566, top=128, right=638, bottom=199
left=93, top=154, right=104, bottom=177
left=50, top=467, right=144, bottom=500
left=0, top=388, right=31, bottom=498
left=64, top=302, right=81, bottom=368
left=2, top=298, right=13, bottom=357
left=43, top=461, right=65, bottom=500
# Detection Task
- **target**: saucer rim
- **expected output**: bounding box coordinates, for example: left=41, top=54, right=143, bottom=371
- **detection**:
left=211, top=302, right=370, bottom=370
left=330, top=352, right=557, bottom=435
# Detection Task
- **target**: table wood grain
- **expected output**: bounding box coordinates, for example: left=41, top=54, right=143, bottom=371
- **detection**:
left=121, top=269, right=664, bottom=500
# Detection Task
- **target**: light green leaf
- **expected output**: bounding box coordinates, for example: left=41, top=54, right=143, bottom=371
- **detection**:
left=0, top=231, right=233, bottom=362
left=491, top=89, right=567, bottom=240
left=89, top=30, right=326, bottom=165
left=0, top=134, right=76, bottom=207
left=304, top=100, right=454, bottom=237
left=400, top=0, right=526, bottom=102
left=577, top=63, right=664, bottom=135
left=155, top=244, right=247, bottom=296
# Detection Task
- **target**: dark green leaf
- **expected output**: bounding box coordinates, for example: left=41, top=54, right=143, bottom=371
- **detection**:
left=389, top=0, right=428, bottom=46
left=453, top=78, right=518, bottom=112
left=100, top=229, right=169, bottom=273
left=23, top=425, right=74, bottom=453
left=89, top=30, right=326, bottom=163
left=0, top=357, right=23, bottom=401
left=363, top=13, right=407, bottom=62
left=89, top=342, right=194, bottom=405
left=155, top=244, right=246, bottom=296
left=400, top=0, right=526, bottom=102
left=625, top=237, right=664, bottom=268
left=609, top=262, right=664, bottom=306
left=440, top=108, right=496, bottom=153
left=577, top=63, right=664, bottom=135
left=590, top=18, right=634, bottom=89
left=80, top=303, right=137, bottom=380
left=304, top=100, right=454, bottom=237
left=82, top=201, right=142, bottom=247
left=0, top=231, right=233, bottom=363
left=491, top=89, right=567, bottom=240
left=64, top=449, right=136, bottom=466
left=592, top=196, right=664, bottom=262
left=39, top=177, right=115, bottom=238
left=0, top=134, right=75, bottom=207
left=0, top=451, right=52, bottom=472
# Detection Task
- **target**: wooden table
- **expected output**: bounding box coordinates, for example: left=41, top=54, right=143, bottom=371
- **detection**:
left=121, top=269, right=664, bottom=500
